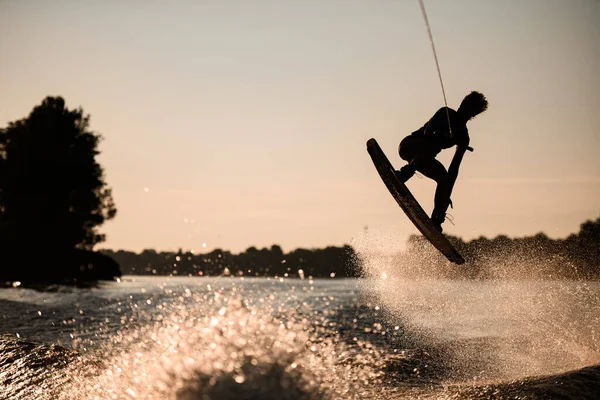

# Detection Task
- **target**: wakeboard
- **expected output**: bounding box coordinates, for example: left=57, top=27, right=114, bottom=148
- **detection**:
left=366, top=138, right=465, bottom=265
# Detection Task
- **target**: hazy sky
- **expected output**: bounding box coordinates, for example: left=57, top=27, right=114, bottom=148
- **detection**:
left=1, top=0, right=599, bottom=253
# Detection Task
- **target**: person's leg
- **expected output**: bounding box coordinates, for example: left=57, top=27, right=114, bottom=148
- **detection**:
left=396, top=136, right=422, bottom=183
left=412, top=156, right=451, bottom=231
left=396, top=164, right=416, bottom=183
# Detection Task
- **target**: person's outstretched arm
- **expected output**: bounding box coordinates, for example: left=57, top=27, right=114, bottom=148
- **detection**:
left=448, top=146, right=467, bottom=195
left=447, top=129, right=471, bottom=200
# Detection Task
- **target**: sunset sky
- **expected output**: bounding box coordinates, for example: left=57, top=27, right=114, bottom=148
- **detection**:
left=1, top=0, right=598, bottom=253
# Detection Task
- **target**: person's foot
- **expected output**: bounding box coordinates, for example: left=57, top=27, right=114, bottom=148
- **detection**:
left=395, top=165, right=415, bottom=183
left=431, top=211, right=445, bottom=233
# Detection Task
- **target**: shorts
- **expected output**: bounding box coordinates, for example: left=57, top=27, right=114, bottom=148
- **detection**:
left=398, top=135, right=441, bottom=162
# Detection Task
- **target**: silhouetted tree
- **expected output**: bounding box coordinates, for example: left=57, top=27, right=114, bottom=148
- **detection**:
left=0, top=96, right=116, bottom=250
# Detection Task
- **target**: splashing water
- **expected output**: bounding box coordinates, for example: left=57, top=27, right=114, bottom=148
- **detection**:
left=66, top=297, right=381, bottom=399
left=1, top=278, right=387, bottom=400
left=352, top=228, right=600, bottom=384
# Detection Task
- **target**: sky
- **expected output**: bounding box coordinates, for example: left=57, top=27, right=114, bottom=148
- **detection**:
left=1, top=0, right=599, bottom=254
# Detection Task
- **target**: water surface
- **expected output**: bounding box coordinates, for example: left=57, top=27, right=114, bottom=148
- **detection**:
left=1, top=276, right=599, bottom=399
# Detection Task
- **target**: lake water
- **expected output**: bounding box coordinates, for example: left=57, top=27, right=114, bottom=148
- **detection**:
left=1, top=275, right=600, bottom=399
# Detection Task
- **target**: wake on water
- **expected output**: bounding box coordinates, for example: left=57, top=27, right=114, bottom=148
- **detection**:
left=1, top=280, right=387, bottom=399
left=352, top=227, right=600, bottom=397
left=1, top=229, right=600, bottom=399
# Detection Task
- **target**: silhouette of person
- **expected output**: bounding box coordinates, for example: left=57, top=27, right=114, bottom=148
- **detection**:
left=396, top=91, right=488, bottom=232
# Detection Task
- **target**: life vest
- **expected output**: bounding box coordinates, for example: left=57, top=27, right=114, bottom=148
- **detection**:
left=412, top=107, right=468, bottom=150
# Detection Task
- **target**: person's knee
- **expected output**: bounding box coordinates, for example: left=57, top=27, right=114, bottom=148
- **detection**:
left=424, top=165, right=448, bottom=185
left=434, top=169, right=448, bottom=184
left=398, top=136, right=420, bottom=162
left=398, top=142, right=411, bottom=162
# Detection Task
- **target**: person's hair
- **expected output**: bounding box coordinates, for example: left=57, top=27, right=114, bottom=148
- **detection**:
left=457, top=91, right=488, bottom=121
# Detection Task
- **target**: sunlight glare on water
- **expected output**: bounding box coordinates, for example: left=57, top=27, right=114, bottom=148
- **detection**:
left=48, top=278, right=386, bottom=400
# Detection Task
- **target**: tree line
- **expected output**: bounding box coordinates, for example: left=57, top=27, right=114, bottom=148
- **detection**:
left=100, top=215, right=600, bottom=280
left=100, top=244, right=360, bottom=278
left=104, top=216, right=600, bottom=280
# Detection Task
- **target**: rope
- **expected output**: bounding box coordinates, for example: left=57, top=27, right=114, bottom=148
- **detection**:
left=417, top=0, right=452, bottom=135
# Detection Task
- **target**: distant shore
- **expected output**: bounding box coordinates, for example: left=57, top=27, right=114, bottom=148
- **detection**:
left=101, top=216, right=600, bottom=281
left=100, top=245, right=359, bottom=279
left=0, top=215, right=597, bottom=287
